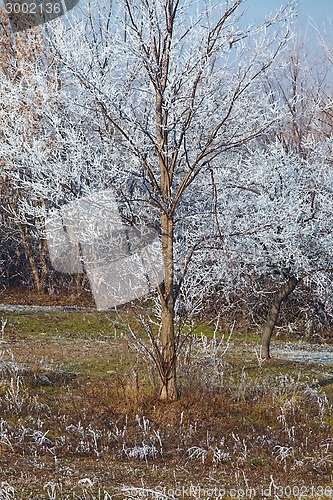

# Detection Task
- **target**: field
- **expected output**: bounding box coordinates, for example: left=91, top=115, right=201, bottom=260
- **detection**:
left=0, top=295, right=333, bottom=499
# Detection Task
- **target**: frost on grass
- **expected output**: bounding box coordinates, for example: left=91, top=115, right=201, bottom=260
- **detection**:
left=0, top=482, right=15, bottom=500
left=122, top=443, right=159, bottom=460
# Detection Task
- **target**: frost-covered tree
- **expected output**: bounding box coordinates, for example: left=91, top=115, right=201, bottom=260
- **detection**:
left=1, top=0, right=295, bottom=398
left=264, top=33, right=331, bottom=156
left=316, top=21, right=333, bottom=137
left=214, top=141, right=333, bottom=358
left=0, top=18, right=54, bottom=292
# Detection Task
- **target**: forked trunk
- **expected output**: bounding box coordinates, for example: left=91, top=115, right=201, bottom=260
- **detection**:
left=261, top=276, right=299, bottom=359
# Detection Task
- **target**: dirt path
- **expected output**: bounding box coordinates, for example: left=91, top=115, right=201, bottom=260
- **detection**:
left=0, top=303, right=95, bottom=314
left=274, top=343, right=333, bottom=365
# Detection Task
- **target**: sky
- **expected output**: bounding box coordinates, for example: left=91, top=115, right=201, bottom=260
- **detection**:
left=242, top=0, right=332, bottom=34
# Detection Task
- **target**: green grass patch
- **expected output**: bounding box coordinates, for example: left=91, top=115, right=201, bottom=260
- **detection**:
left=4, top=311, right=122, bottom=340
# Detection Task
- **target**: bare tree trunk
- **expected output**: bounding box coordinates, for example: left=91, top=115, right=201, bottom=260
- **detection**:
left=159, top=212, right=178, bottom=400
left=17, top=219, right=44, bottom=293
left=38, top=236, right=49, bottom=290
left=5, top=186, right=44, bottom=293
left=155, top=11, right=179, bottom=400
left=261, top=275, right=299, bottom=359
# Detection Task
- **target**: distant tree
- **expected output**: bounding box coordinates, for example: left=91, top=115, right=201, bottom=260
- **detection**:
left=316, top=21, right=333, bottom=137
left=264, top=33, right=331, bottom=155
left=0, top=12, right=52, bottom=292
left=214, top=141, right=333, bottom=358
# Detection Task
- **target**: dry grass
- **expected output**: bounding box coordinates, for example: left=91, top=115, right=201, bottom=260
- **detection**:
left=0, top=286, right=95, bottom=307
left=0, top=308, right=333, bottom=498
